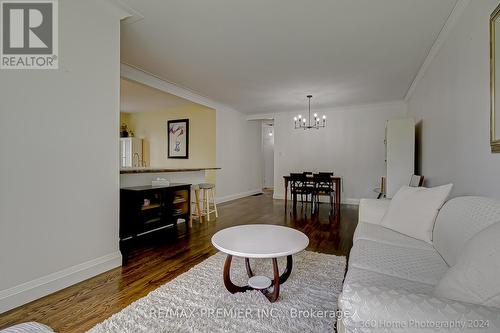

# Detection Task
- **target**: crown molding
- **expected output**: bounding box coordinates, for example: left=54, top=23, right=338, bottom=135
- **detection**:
left=256, top=100, right=406, bottom=118
left=246, top=113, right=275, bottom=121
left=120, top=63, right=242, bottom=113
left=404, top=0, right=470, bottom=103
left=103, top=0, right=143, bottom=22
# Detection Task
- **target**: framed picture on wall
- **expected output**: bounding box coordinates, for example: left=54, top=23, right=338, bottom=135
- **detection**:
left=167, top=119, right=189, bottom=159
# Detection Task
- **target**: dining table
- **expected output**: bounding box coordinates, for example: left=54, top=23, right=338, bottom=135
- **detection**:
left=283, top=174, right=341, bottom=215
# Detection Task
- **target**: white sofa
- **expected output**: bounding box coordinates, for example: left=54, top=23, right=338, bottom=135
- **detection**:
left=0, top=322, right=53, bottom=333
left=338, top=196, right=500, bottom=333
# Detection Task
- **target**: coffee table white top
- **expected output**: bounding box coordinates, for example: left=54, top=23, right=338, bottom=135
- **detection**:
left=211, top=224, right=309, bottom=258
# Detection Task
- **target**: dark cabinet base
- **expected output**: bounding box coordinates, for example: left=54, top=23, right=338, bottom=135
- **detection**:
left=120, top=183, right=191, bottom=263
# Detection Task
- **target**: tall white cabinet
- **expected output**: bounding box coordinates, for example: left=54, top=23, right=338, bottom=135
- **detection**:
left=385, top=118, right=415, bottom=198
left=120, top=137, right=143, bottom=168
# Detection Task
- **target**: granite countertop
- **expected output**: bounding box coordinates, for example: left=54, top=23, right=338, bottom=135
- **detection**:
left=121, top=183, right=191, bottom=191
left=120, top=167, right=221, bottom=174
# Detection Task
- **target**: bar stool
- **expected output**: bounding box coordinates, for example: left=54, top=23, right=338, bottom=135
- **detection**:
left=192, top=183, right=218, bottom=222
left=190, top=184, right=203, bottom=224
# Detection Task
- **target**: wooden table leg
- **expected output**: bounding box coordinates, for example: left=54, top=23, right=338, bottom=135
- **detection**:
left=223, top=255, right=252, bottom=293
left=226, top=255, right=293, bottom=303
left=335, top=179, right=341, bottom=217
left=244, top=256, right=293, bottom=284
left=263, top=258, right=280, bottom=302
left=284, top=178, right=288, bottom=210
left=278, top=255, right=293, bottom=284
left=245, top=258, right=254, bottom=277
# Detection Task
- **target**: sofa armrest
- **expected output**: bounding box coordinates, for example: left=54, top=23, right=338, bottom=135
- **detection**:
left=358, top=198, right=390, bottom=225
left=338, top=283, right=500, bottom=333
left=0, top=322, right=54, bottom=333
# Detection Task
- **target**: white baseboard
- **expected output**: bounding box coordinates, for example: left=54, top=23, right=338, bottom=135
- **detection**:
left=0, top=251, right=122, bottom=314
left=342, top=198, right=360, bottom=205
left=216, top=189, right=262, bottom=204
left=272, top=194, right=360, bottom=205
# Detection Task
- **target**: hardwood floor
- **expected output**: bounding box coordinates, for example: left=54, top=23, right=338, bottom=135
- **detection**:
left=0, top=193, right=358, bottom=332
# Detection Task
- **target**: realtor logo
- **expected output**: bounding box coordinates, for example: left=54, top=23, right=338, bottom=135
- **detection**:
left=1, top=0, right=58, bottom=69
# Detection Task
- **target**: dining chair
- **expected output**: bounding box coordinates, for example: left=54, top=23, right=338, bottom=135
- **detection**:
left=302, top=172, right=315, bottom=201
left=311, top=173, right=335, bottom=214
left=289, top=173, right=313, bottom=209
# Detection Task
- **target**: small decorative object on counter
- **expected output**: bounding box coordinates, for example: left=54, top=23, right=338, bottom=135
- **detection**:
left=152, top=178, right=170, bottom=187
left=120, top=124, right=129, bottom=138
left=143, top=198, right=150, bottom=207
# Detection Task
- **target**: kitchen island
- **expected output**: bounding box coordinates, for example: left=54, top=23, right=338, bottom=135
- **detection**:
left=120, top=183, right=192, bottom=263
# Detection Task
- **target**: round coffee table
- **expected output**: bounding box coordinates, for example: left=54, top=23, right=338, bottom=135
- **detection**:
left=211, top=224, right=309, bottom=302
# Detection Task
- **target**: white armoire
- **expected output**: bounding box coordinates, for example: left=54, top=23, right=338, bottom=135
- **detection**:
left=385, top=118, right=415, bottom=198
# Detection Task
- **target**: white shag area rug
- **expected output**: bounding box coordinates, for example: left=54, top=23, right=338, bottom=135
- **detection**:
left=88, top=251, right=346, bottom=333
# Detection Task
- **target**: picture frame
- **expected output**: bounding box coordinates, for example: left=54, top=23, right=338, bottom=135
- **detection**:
left=167, top=119, right=189, bottom=159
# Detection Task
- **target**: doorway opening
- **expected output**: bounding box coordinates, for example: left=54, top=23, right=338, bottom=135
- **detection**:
left=262, top=121, right=274, bottom=194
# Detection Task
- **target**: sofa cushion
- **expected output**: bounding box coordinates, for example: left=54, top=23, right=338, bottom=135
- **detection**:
left=348, top=239, right=448, bottom=285
left=380, top=184, right=452, bottom=243
left=433, top=196, right=500, bottom=266
left=354, top=222, right=433, bottom=250
left=344, top=266, right=434, bottom=294
left=338, top=282, right=500, bottom=333
left=434, top=222, right=500, bottom=309
left=0, top=322, right=53, bottom=333
left=358, top=198, right=390, bottom=224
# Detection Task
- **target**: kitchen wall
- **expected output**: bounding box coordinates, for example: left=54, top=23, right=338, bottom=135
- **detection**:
left=0, top=0, right=123, bottom=313
left=273, top=102, right=407, bottom=203
left=121, top=104, right=216, bottom=182
left=407, top=0, right=500, bottom=197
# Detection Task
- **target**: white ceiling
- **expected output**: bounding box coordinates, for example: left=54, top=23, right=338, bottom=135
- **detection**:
left=120, top=0, right=457, bottom=114
left=120, top=78, right=196, bottom=113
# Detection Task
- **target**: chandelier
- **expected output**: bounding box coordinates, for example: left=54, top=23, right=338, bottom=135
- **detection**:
left=294, top=95, right=326, bottom=130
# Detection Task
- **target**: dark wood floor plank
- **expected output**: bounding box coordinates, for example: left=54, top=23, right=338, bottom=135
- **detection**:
left=0, top=193, right=358, bottom=332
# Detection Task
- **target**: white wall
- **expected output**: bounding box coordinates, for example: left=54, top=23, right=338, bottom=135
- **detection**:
left=273, top=102, right=407, bottom=203
left=216, top=108, right=262, bottom=202
left=0, top=0, right=123, bottom=313
left=407, top=0, right=500, bottom=198
left=262, top=124, right=275, bottom=188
